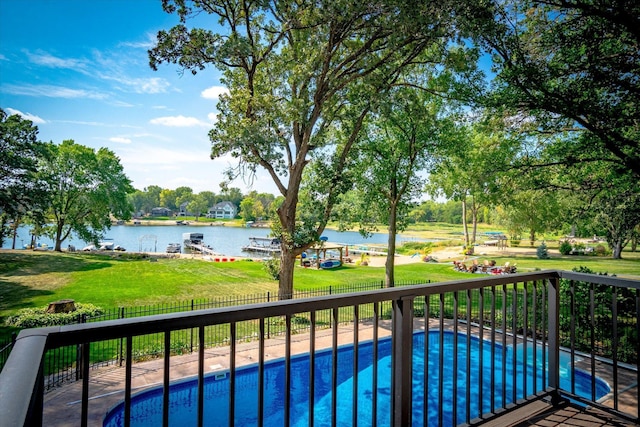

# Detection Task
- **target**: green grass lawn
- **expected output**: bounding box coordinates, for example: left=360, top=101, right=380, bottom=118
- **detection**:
left=1, top=248, right=638, bottom=368
left=2, top=249, right=638, bottom=317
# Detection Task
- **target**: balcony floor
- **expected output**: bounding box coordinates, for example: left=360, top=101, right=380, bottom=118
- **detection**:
left=42, top=320, right=637, bottom=426
left=480, top=399, right=637, bottom=427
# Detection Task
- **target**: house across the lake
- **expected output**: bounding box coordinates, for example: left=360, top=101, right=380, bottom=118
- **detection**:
left=206, top=201, right=237, bottom=219
left=150, top=207, right=172, bottom=217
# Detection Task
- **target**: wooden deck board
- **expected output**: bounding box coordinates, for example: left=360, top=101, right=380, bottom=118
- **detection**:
left=474, top=400, right=637, bottom=427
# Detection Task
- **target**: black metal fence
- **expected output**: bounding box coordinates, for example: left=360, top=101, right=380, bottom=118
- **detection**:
left=5, top=280, right=429, bottom=389
left=0, top=334, right=16, bottom=371
left=3, top=275, right=638, bottom=396
left=1, top=271, right=637, bottom=427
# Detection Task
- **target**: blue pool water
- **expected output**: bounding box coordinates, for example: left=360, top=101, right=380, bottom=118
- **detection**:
left=103, top=331, right=610, bottom=427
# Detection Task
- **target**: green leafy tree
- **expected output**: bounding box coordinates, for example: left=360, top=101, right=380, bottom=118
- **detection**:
left=351, top=84, right=455, bottom=286
left=467, top=0, right=640, bottom=176
left=149, top=0, right=465, bottom=298
left=521, top=125, right=640, bottom=259
left=159, top=189, right=177, bottom=212
left=174, top=186, right=195, bottom=214
left=128, top=185, right=162, bottom=216
left=36, top=140, right=134, bottom=251
left=428, top=120, right=513, bottom=245
left=240, top=196, right=265, bottom=222
left=198, top=191, right=218, bottom=209
left=187, top=193, right=209, bottom=221
left=218, top=183, right=243, bottom=208
left=0, top=109, right=47, bottom=247
left=576, top=171, right=640, bottom=259
left=499, top=189, right=562, bottom=247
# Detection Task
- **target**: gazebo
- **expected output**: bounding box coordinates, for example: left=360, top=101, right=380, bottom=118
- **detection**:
left=305, top=242, right=346, bottom=269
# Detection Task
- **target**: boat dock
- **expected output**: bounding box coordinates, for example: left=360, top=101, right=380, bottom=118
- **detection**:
left=182, top=232, right=220, bottom=256
left=241, top=237, right=281, bottom=255
left=184, top=242, right=220, bottom=256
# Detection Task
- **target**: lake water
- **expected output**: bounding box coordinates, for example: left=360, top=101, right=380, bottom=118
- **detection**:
left=2, top=224, right=424, bottom=257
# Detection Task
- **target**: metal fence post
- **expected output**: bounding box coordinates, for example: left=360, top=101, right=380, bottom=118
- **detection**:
left=392, top=295, right=414, bottom=426
left=267, top=292, right=271, bottom=339
left=190, top=299, right=194, bottom=354
left=547, top=275, right=563, bottom=405
left=119, top=307, right=125, bottom=366
left=76, top=314, right=87, bottom=380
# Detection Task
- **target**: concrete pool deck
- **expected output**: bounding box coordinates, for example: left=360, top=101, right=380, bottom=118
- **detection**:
left=42, top=319, right=637, bottom=426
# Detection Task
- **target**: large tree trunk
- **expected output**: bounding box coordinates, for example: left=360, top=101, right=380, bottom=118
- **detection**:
left=461, top=198, right=469, bottom=246
left=54, top=223, right=64, bottom=252
left=612, top=241, right=623, bottom=259
left=529, top=229, right=536, bottom=247
left=278, top=249, right=297, bottom=299
left=0, top=215, right=7, bottom=248
left=276, top=173, right=304, bottom=300
left=385, top=202, right=398, bottom=288
left=471, top=205, right=478, bottom=244
left=11, top=218, right=20, bottom=249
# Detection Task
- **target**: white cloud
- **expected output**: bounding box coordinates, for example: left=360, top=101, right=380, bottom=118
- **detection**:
left=109, top=137, right=132, bottom=144
left=102, top=75, right=170, bottom=94
left=5, top=108, right=46, bottom=124
left=26, top=51, right=88, bottom=71
left=0, top=54, right=7, bottom=61
left=109, top=100, right=136, bottom=108
left=149, top=115, right=210, bottom=127
left=2, top=83, right=108, bottom=100
left=201, top=86, right=229, bottom=100
left=57, top=119, right=107, bottom=126
left=118, top=33, right=156, bottom=49
left=120, top=146, right=211, bottom=165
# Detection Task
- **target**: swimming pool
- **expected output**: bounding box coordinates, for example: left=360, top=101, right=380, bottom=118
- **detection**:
left=103, top=331, right=609, bottom=426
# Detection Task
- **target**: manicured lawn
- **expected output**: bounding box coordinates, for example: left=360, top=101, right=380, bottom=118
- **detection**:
left=1, top=248, right=638, bottom=359
left=2, top=249, right=638, bottom=317
left=0, top=250, right=640, bottom=366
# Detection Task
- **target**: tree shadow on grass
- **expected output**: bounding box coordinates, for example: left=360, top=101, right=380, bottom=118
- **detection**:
left=0, top=251, right=113, bottom=277
left=0, top=251, right=115, bottom=314
left=0, top=278, right=55, bottom=312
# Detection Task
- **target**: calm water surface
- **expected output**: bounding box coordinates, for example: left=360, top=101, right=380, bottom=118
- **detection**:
left=2, top=224, right=424, bottom=257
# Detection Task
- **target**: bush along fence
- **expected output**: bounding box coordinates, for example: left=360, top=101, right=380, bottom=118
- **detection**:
left=2, top=280, right=422, bottom=391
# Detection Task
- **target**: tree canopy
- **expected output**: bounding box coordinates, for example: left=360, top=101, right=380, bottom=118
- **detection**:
left=0, top=109, right=45, bottom=219
left=37, top=140, right=134, bottom=251
left=149, top=0, right=471, bottom=298
left=469, top=0, right=640, bottom=176
left=0, top=109, right=47, bottom=247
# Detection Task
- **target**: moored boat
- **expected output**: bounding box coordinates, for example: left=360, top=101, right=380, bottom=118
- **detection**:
left=319, top=258, right=341, bottom=269
left=241, top=237, right=281, bottom=255
left=166, top=243, right=181, bottom=253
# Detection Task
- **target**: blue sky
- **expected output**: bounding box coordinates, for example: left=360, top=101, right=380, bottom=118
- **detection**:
left=0, top=0, right=277, bottom=194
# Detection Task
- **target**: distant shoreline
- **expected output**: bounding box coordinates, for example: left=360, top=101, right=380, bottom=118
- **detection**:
left=120, top=220, right=236, bottom=227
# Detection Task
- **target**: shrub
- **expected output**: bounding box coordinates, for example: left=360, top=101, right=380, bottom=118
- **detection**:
left=558, top=240, right=572, bottom=255
left=536, top=242, right=550, bottom=259
left=399, top=241, right=432, bottom=255
left=5, top=303, right=104, bottom=329
left=594, top=244, right=607, bottom=256
left=262, top=257, right=280, bottom=280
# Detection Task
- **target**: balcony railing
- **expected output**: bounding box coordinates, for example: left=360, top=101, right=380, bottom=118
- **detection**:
left=0, top=270, right=638, bottom=426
